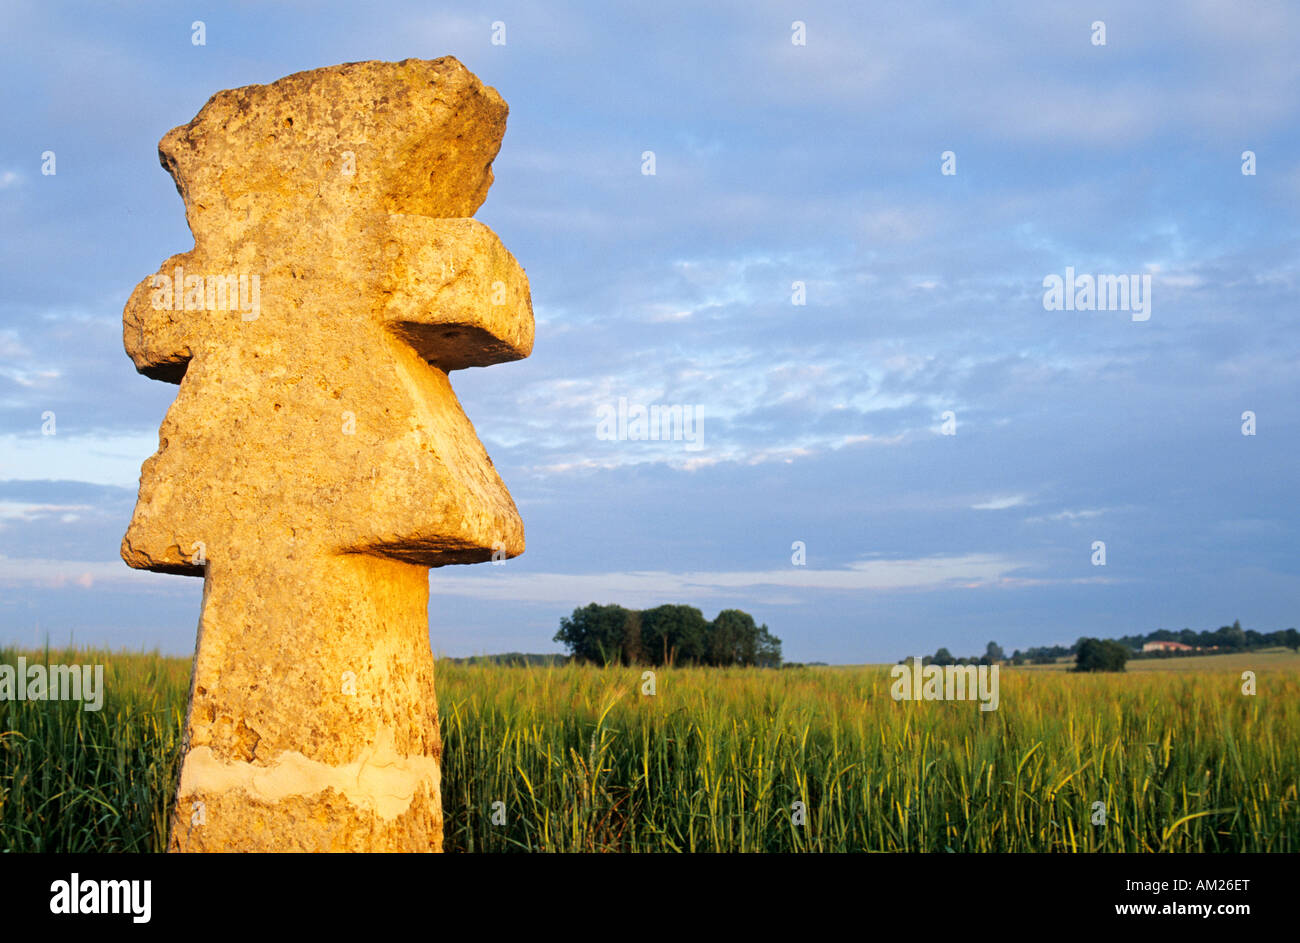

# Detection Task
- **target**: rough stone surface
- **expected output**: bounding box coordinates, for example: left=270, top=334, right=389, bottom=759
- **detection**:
left=120, top=57, right=533, bottom=852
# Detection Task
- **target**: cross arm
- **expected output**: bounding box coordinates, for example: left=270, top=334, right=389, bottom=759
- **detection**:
left=380, top=216, right=534, bottom=371
left=122, top=253, right=199, bottom=384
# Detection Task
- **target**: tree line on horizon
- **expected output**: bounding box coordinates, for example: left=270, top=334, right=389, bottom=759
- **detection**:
left=913, top=638, right=1132, bottom=673
left=1011, top=620, right=1299, bottom=665
left=916, top=620, right=1299, bottom=674
left=553, top=603, right=782, bottom=667
left=913, top=641, right=1007, bottom=668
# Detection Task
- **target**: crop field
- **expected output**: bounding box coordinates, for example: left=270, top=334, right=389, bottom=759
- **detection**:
left=1, top=647, right=1296, bottom=852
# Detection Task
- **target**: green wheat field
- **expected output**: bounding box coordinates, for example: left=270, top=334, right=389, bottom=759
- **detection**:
left=1, top=646, right=1297, bottom=852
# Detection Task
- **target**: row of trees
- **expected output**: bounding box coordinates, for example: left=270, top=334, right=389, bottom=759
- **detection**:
left=1012, top=644, right=1073, bottom=665
left=553, top=603, right=782, bottom=667
left=923, top=638, right=1129, bottom=672
left=1011, top=621, right=1300, bottom=665
left=1117, top=621, right=1299, bottom=654
left=920, top=641, right=1006, bottom=667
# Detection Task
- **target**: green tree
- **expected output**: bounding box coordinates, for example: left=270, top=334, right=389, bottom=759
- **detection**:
left=709, top=609, right=754, bottom=666
left=706, top=609, right=783, bottom=667
left=621, top=608, right=645, bottom=664
left=1213, top=620, right=1247, bottom=650
left=553, top=603, right=636, bottom=665
left=931, top=647, right=955, bottom=666
left=754, top=622, right=783, bottom=668
left=640, top=604, right=710, bottom=665
left=1074, top=637, right=1129, bottom=672
left=985, top=641, right=1005, bottom=664
left=555, top=603, right=781, bottom=668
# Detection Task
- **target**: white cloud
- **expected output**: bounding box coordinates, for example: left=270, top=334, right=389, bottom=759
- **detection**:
left=0, top=432, right=156, bottom=487
left=1026, top=508, right=1108, bottom=524
left=972, top=494, right=1031, bottom=511
left=0, top=501, right=94, bottom=522
left=425, top=553, right=1051, bottom=607
left=0, top=555, right=184, bottom=590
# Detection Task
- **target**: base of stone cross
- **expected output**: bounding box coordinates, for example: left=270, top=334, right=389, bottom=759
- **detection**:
left=167, top=553, right=443, bottom=852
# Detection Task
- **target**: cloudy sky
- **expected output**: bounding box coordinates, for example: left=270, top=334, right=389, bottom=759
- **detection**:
left=1, top=1, right=1297, bottom=662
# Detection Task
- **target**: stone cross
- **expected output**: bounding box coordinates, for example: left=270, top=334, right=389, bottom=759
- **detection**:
left=120, top=58, right=533, bottom=851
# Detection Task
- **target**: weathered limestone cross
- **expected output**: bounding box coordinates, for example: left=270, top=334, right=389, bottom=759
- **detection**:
left=120, top=58, right=533, bottom=851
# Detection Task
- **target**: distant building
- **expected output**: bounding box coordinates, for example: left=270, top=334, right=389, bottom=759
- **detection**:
left=1142, top=640, right=1193, bottom=653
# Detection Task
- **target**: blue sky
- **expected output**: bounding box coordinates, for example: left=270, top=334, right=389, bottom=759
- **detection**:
left=1, top=1, right=1297, bottom=662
